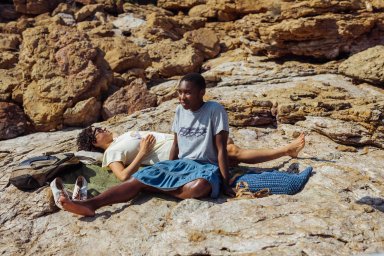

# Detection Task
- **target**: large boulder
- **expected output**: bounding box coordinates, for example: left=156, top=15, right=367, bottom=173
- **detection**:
left=74, top=4, right=104, bottom=22
left=183, top=28, right=220, bottom=59
left=63, top=97, right=101, bottom=126
left=338, top=45, right=384, bottom=86
left=104, top=42, right=151, bottom=73
left=0, top=102, right=28, bottom=140
left=13, top=0, right=64, bottom=15
left=146, top=39, right=205, bottom=78
left=102, top=79, right=157, bottom=120
left=19, top=25, right=112, bottom=131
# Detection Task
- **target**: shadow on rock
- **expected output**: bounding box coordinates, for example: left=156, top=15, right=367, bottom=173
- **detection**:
left=356, top=196, right=384, bottom=213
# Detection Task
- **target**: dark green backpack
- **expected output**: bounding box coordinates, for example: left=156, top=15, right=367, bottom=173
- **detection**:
left=9, top=153, right=81, bottom=190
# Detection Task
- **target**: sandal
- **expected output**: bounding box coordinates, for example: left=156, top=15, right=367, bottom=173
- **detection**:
left=232, top=181, right=270, bottom=200
left=72, top=176, right=88, bottom=201
left=50, top=177, right=70, bottom=210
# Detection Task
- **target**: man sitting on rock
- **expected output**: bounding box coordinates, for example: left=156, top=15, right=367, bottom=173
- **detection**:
left=60, top=73, right=305, bottom=216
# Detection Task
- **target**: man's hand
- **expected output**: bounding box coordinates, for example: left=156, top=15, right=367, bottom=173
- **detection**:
left=138, top=134, right=156, bottom=155
left=222, top=183, right=235, bottom=197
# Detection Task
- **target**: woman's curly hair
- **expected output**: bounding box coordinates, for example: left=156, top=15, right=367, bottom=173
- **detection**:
left=76, top=126, right=99, bottom=152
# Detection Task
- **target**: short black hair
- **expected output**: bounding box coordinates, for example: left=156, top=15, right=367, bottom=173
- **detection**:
left=76, top=126, right=99, bottom=152
left=180, top=73, right=206, bottom=90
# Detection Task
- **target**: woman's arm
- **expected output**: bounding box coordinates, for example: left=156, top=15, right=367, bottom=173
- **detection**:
left=215, top=130, right=235, bottom=197
left=169, top=133, right=179, bottom=160
left=109, top=134, right=156, bottom=181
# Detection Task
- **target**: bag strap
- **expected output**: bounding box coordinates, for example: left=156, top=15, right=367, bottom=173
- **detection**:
left=19, top=155, right=56, bottom=166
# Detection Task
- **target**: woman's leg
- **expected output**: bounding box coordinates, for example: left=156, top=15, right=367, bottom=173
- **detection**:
left=60, top=178, right=212, bottom=216
left=227, top=133, right=305, bottom=164
left=60, top=178, right=149, bottom=216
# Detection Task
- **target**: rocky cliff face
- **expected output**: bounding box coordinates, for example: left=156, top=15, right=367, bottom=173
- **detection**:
left=0, top=0, right=383, bottom=255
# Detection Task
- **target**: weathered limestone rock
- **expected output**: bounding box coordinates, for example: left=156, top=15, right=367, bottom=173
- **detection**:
left=52, top=3, right=76, bottom=16
left=63, top=97, right=101, bottom=126
left=13, top=0, right=63, bottom=15
left=19, top=25, right=111, bottom=131
left=123, top=2, right=174, bottom=17
left=0, top=102, right=28, bottom=140
left=146, top=39, right=204, bottom=78
left=112, top=13, right=146, bottom=33
left=104, top=41, right=151, bottom=73
left=189, top=4, right=217, bottom=19
left=102, top=79, right=157, bottom=120
left=150, top=80, right=179, bottom=105
left=75, top=0, right=123, bottom=14
left=279, top=0, right=365, bottom=19
left=250, top=12, right=384, bottom=59
left=0, top=17, right=35, bottom=34
left=204, top=57, right=383, bottom=148
left=0, top=52, right=18, bottom=69
left=75, top=4, right=104, bottom=22
left=0, top=69, right=20, bottom=101
left=184, top=28, right=221, bottom=59
left=339, top=45, right=384, bottom=86
left=221, top=99, right=275, bottom=127
left=157, top=0, right=206, bottom=10
left=0, top=33, right=21, bottom=51
left=134, top=13, right=206, bottom=41
left=0, top=95, right=383, bottom=255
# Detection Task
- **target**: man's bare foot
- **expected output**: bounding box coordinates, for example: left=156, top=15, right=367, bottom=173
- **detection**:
left=59, top=195, right=95, bottom=217
left=285, top=133, right=305, bottom=158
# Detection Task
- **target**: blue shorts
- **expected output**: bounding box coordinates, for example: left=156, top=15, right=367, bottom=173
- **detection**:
left=132, top=159, right=221, bottom=198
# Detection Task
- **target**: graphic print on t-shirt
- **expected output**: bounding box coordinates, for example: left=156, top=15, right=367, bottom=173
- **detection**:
left=179, top=127, right=207, bottom=138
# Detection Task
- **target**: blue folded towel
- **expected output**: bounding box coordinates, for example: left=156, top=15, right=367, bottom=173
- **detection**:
left=231, top=166, right=313, bottom=195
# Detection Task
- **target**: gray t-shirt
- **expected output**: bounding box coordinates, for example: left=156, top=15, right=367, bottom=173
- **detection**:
left=171, top=101, right=229, bottom=164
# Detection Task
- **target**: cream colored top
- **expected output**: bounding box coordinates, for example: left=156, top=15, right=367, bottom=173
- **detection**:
left=102, top=131, right=174, bottom=168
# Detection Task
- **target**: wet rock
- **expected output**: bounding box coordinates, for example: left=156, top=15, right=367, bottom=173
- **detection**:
left=0, top=102, right=28, bottom=140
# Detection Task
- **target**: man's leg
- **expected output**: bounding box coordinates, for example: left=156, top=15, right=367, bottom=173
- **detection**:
left=227, top=133, right=305, bottom=164
left=165, top=179, right=212, bottom=199
left=60, top=178, right=149, bottom=216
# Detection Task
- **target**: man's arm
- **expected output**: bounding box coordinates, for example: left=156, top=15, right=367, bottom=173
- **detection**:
left=109, top=134, right=156, bottom=181
left=215, top=130, right=235, bottom=197
left=169, top=133, right=179, bottom=160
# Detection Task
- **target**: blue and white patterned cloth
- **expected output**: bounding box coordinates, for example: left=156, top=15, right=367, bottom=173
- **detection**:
left=231, top=166, right=313, bottom=195
left=132, top=159, right=221, bottom=198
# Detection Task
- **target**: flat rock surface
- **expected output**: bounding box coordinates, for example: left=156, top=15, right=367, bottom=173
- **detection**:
left=1, top=72, right=383, bottom=255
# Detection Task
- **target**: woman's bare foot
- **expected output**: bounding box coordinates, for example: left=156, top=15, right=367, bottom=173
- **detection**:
left=59, top=195, right=95, bottom=217
left=285, top=133, right=305, bottom=158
